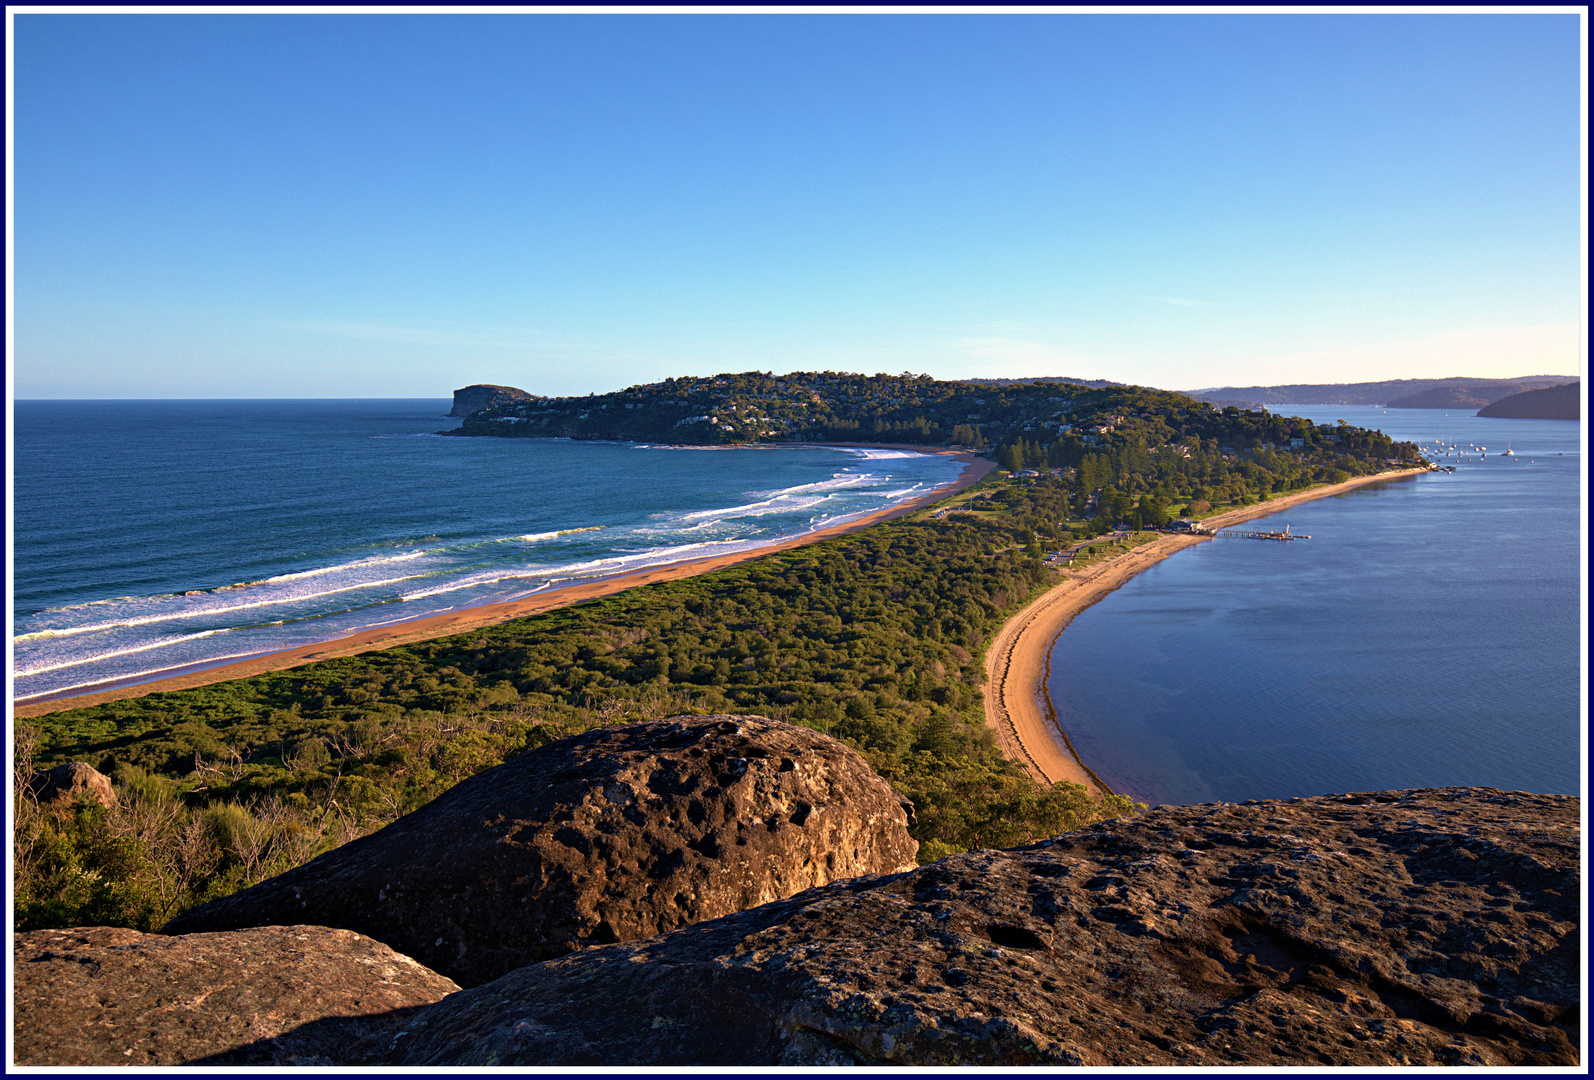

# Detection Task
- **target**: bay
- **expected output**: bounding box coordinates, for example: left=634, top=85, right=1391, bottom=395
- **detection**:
left=1046, top=406, right=1583, bottom=804
left=13, top=399, right=961, bottom=701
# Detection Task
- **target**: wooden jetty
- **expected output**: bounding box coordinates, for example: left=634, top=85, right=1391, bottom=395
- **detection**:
left=1212, top=523, right=1310, bottom=541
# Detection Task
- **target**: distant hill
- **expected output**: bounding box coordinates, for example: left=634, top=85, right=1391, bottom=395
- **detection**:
left=1476, top=381, right=1581, bottom=420
left=1187, top=376, right=1574, bottom=408
left=1387, top=385, right=1515, bottom=410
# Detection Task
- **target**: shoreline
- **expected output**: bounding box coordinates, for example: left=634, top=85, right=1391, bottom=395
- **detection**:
left=15, top=445, right=995, bottom=719
left=982, top=467, right=1431, bottom=796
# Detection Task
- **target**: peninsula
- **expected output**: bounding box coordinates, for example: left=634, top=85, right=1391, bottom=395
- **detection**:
left=17, top=374, right=1432, bottom=942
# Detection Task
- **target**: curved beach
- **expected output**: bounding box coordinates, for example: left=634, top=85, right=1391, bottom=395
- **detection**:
left=983, top=468, right=1430, bottom=794
left=16, top=448, right=995, bottom=718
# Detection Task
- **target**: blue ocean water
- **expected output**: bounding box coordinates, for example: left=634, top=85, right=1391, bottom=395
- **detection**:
left=13, top=400, right=962, bottom=701
left=1046, top=406, right=1583, bottom=804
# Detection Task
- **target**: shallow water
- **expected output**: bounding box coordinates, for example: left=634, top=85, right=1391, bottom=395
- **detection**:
left=13, top=400, right=961, bottom=699
left=1046, top=407, right=1583, bottom=804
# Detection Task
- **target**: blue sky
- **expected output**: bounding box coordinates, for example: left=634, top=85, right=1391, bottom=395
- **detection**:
left=10, top=11, right=1585, bottom=398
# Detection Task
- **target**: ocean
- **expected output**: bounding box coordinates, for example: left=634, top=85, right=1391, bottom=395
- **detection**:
left=12, top=399, right=962, bottom=702
left=1045, top=406, right=1584, bottom=804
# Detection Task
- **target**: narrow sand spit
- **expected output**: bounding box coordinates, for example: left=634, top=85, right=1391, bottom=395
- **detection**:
left=984, top=468, right=1430, bottom=796
left=15, top=447, right=995, bottom=718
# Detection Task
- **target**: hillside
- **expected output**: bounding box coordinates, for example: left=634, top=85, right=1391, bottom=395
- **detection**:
left=1187, top=376, right=1573, bottom=408
left=1387, top=385, right=1513, bottom=409
left=1476, top=381, right=1581, bottom=420
left=443, top=372, right=1424, bottom=484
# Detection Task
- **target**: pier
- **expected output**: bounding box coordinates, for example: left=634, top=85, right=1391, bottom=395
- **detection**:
left=1211, top=524, right=1309, bottom=541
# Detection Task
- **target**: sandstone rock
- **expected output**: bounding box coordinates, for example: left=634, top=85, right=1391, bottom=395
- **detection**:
left=12, top=925, right=458, bottom=1066
left=28, top=761, right=116, bottom=811
left=162, top=715, right=918, bottom=987
left=379, top=788, right=1577, bottom=1067
left=450, top=383, right=533, bottom=416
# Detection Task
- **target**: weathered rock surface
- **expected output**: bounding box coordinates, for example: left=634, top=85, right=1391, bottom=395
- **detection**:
left=376, top=788, right=1577, bottom=1067
left=450, top=383, right=533, bottom=416
left=162, top=715, right=918, bottom=987
left=28, top=761, right=116, bottom=811
left=12, top=925, right=458, bottom=1066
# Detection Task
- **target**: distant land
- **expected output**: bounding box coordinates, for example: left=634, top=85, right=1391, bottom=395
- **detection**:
left=1186, top=375, right=1574, bottom=409
left=450, top=372, right=1125, bottom=445
left=1476, top=380, right=1581, bottom=420
left=449, top=383, right=534, bottom=416
left=959, top=375, right=1124, bottom=389
left=445, top=373, right=1421, bottom=479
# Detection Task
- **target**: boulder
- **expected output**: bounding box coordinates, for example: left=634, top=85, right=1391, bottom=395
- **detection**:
left=162, top=715, right=919, bottom=987
left=12, top=925, right=458, bottom=1066
left=378, top=788, right=1577, bottom=1067
left=28, top=761, right=116, bottom=811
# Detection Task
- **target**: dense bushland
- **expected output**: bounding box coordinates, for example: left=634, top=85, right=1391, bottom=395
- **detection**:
left=15, top=380, right=1424, bottom=932
left=16, top=476, right=1145, bottom=930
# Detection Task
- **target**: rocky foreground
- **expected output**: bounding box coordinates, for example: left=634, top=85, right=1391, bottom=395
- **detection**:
left=162, top=715, right=918, bottom=986
left=380, top=787, right=1579, bottom=1066
left=12, top=716, right=1580, bottom=1067
left=13, top=925, right=458, bottom=1066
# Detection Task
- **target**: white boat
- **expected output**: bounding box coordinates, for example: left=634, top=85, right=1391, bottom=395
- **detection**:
left=1501, top=444, right=1515, bottom=457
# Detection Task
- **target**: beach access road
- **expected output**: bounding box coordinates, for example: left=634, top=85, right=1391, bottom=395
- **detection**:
left=984, top=467, right=1430, bottom=796
left=16, top=447, right=996, bottom=719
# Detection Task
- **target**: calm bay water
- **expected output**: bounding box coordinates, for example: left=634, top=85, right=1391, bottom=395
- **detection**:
left=1046, top=406, right=1583, bottom=804
left=13, top=400, right=961, bottom=701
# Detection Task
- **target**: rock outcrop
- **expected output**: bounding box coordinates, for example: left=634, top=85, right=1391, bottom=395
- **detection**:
left=12, top=925, right=458, bottom=1066
left=162, top=715, right=919, bottom=987
left=450, top=383, right=533, bottom=417
left=376, top=788, right=1577, bottom=1067
left=27, top=761, right=116, bottom=811
left=1476, top=381, right=1580, bottom=420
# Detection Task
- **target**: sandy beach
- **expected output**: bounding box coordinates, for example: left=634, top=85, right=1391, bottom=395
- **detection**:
left=16, top=446, right=996, bottom=719
left=982, top=467, right=1431, bottom=795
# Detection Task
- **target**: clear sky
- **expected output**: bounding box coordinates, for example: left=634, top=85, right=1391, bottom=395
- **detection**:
left=10, top=10, right=1586, bottom=399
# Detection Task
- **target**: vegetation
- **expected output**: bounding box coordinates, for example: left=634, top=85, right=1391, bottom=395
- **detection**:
left=451, top=374, right=1421, bottom=488
left=16, top=379, right=1424, bottom=932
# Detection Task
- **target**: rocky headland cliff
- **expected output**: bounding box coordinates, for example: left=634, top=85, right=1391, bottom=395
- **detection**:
left=13, top=716, right=1579, bottom=1067
left=449, top=383, right=535, bottom=417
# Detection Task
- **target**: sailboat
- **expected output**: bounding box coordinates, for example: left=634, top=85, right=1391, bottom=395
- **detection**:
left=1501, top=443, right=1515, bottom=457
